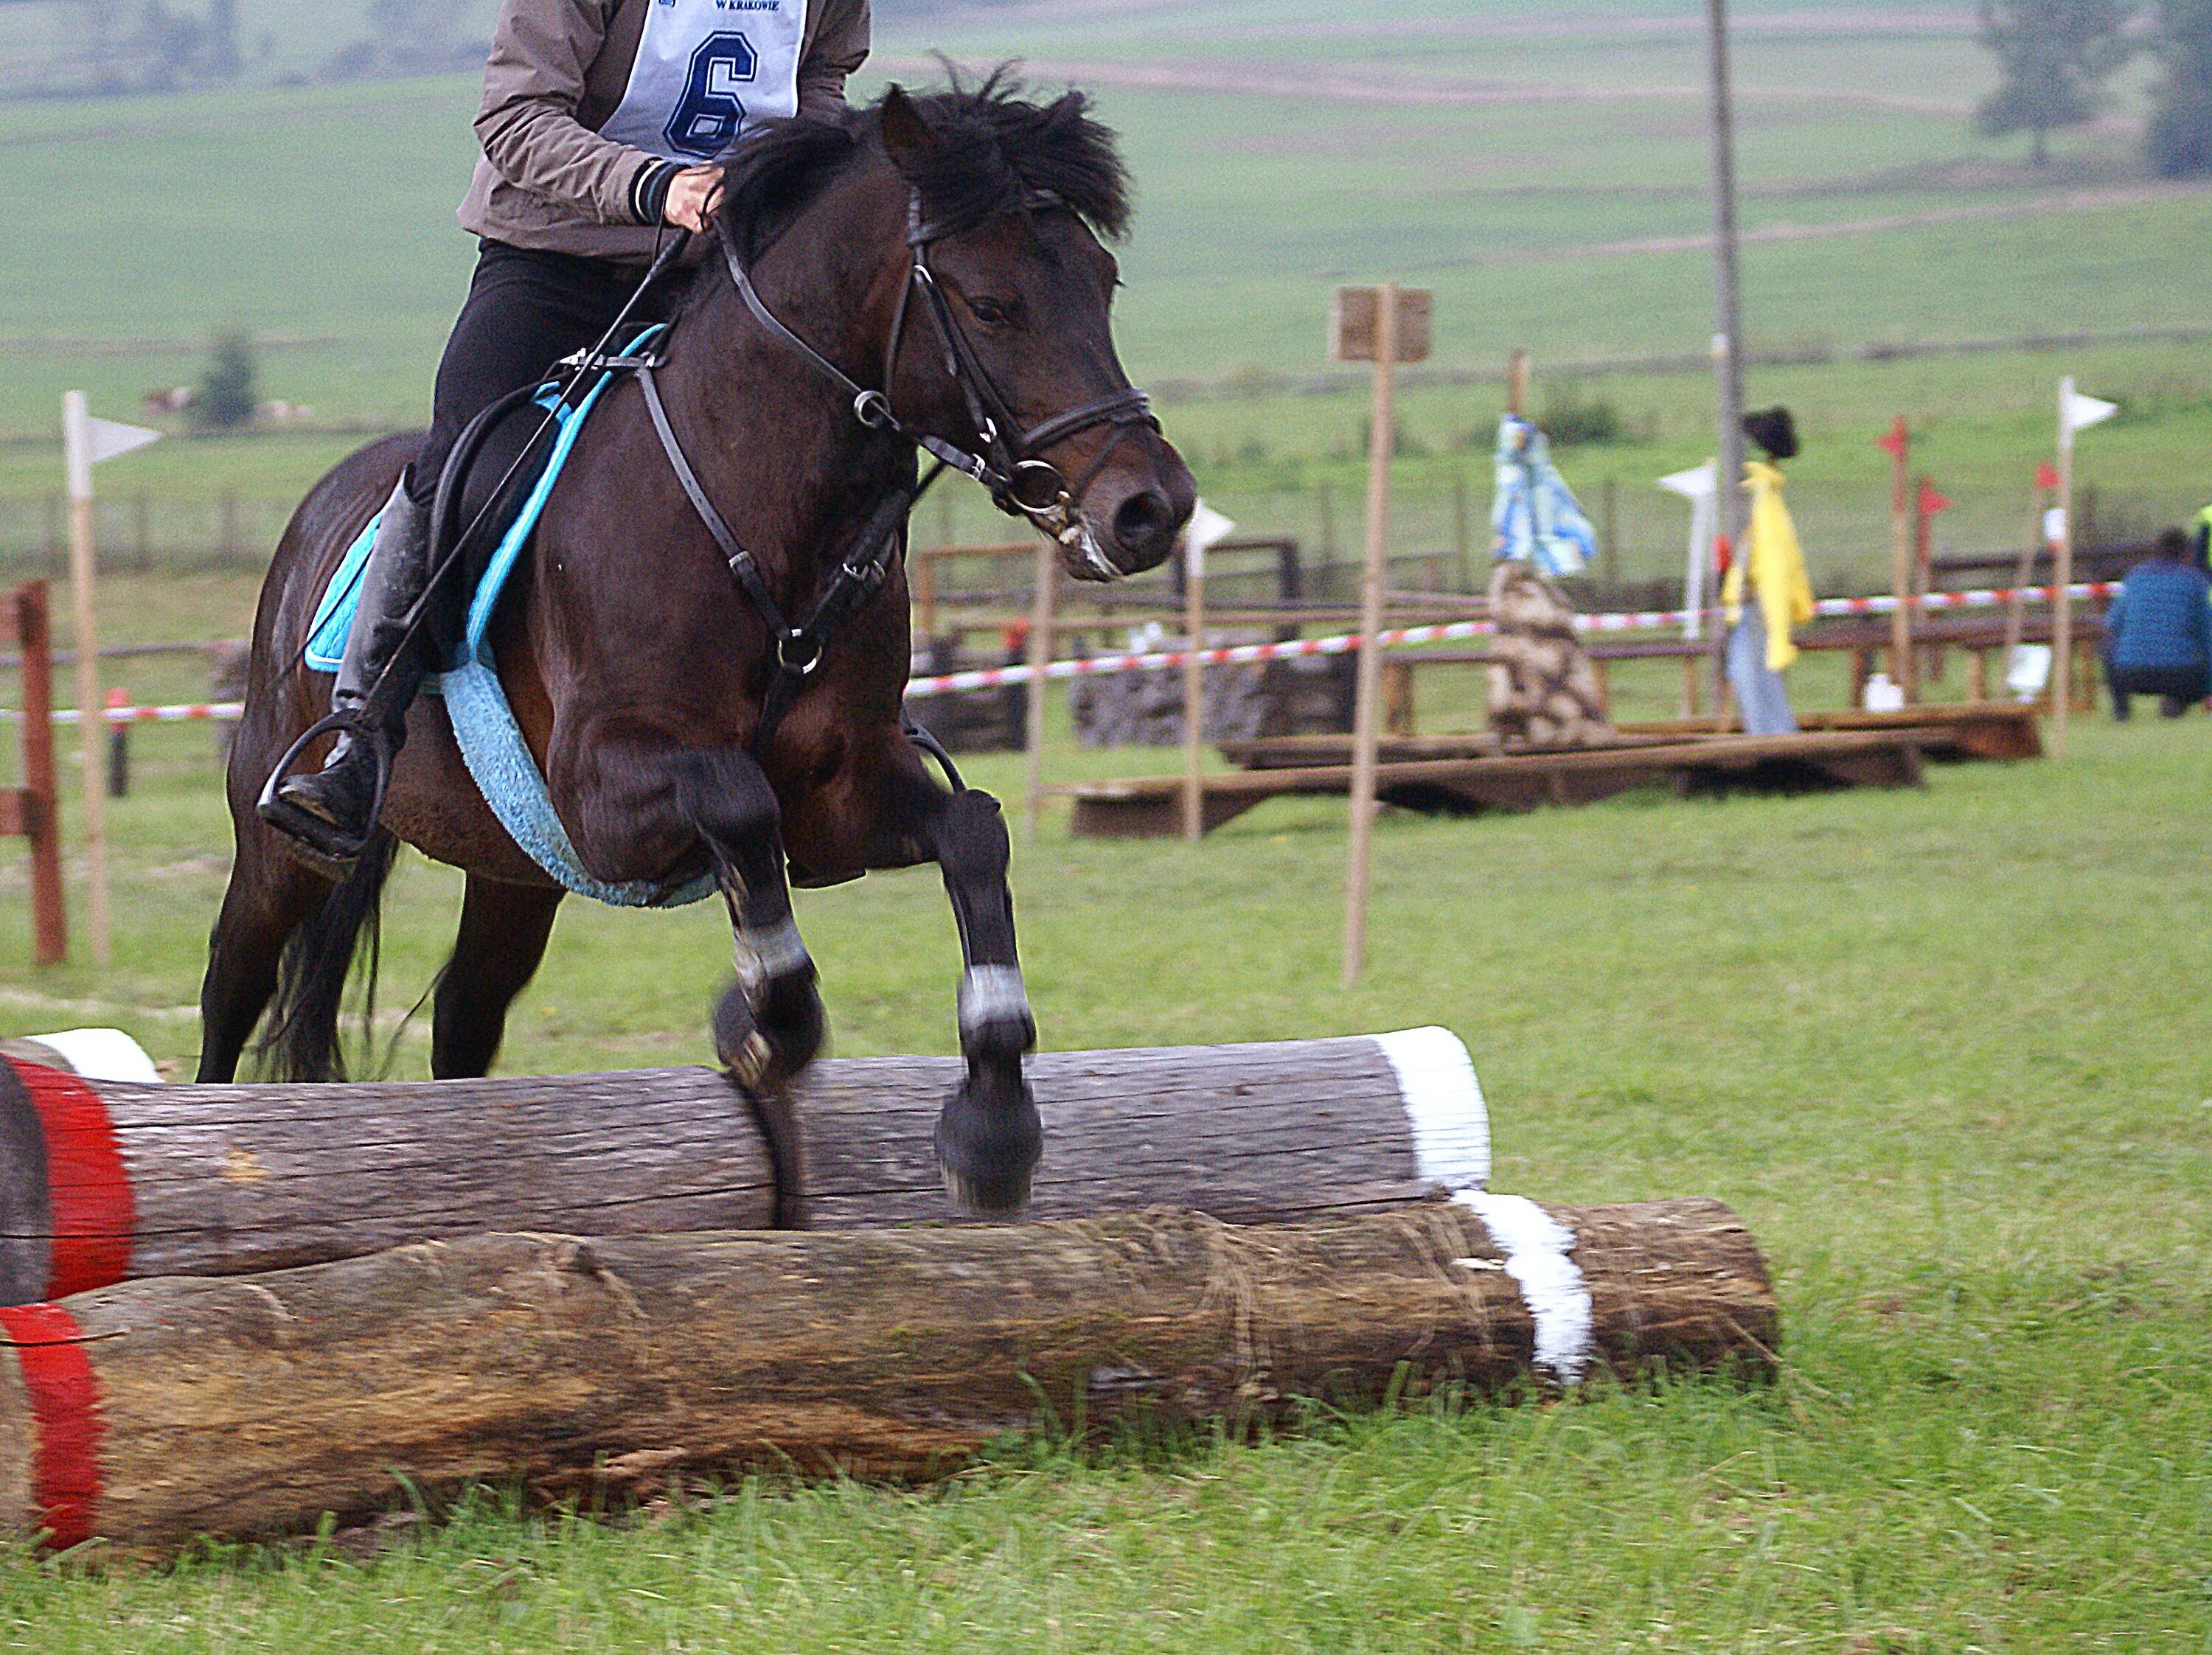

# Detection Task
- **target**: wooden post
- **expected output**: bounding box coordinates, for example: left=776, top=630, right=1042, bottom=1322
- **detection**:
left=2003, top=472, right=2050, bottom=673
left=1332, top=285, right=1433, bottom=986
left=60, top=394, right=109, bottom=967
left=2053, top=380, right=2076, bottom=753
left=1452, top=467, right=1472, bottom=591
left=1180, top=540, right=1207, bottom=841
left=1703, top=0, right=1748, bottom=721
left=1022, top=536, right=1055, bottom=840
left=1601, top=475, right=1620, bottom=593
left=914, top=548, right=938, bottom=642
left=1880, top=417, right=1913, bottom=703
left=15, top=585, right=65, bottom=966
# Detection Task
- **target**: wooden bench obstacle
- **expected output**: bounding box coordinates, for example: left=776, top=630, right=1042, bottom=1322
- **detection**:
left=1222, top=701, right=2042, bottom=770
left=0, top=1030, right=1490, bottom=1304
left=1060, top=730, right=1927, bottom=838
left=0, top=1198, right=1775, bottom=1549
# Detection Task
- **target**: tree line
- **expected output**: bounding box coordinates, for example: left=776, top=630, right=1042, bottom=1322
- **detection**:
left=1979, top=0, right=2212, bottom=175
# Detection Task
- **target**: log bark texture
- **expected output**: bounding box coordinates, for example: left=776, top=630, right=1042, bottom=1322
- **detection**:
left=0, top=1198, right=1774, bottom=1550
left=0, top=1031, right=1486, bottom=1303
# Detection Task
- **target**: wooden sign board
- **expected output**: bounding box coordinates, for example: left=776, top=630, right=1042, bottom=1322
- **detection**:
left=1329, top=287, right=1433, bottom=365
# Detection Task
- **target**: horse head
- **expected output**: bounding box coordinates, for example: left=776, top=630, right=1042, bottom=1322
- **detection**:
left=722, top=74, right=1195, bottom=582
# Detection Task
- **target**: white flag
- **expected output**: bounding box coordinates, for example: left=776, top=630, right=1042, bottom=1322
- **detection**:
left=1657, top=461, right=1716, bottom=501
left=62, top=391, right=161, bottom=498
left=88, top=415, right=161, bottom=466
left=1178, top=499, right=1237, bottom=580
left=2063, top=389, right=2117, bottom=433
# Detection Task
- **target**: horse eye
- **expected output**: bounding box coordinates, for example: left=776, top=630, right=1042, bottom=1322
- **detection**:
left=967, top=297, right=1015, bottom=329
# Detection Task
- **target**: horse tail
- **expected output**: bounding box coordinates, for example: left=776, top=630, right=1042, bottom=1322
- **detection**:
left=254, top=830, right=400, bottom=1082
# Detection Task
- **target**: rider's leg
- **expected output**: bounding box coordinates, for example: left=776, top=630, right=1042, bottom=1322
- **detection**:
left=260, top=242, right=659, bottom=865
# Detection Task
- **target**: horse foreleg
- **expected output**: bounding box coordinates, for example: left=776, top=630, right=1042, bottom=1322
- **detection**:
left=889, top=778, right=1040, bottom=1213
left=197, top=823, right=329, bottom=1082
left=672, top=748, right=826, bottom=1090
left=431, top=874, right=565, bottom=1079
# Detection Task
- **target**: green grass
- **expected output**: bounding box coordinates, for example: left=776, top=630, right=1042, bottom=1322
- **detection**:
left=0, top=692, right=2207, bottom=1648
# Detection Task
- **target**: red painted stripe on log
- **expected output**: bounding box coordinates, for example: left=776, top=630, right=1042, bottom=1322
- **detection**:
left=7, top=1059, right=133, bottom=1297
left=0, top=1302, right=102, bottom=1550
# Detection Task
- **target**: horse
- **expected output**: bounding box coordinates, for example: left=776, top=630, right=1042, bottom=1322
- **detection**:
left=198, top=76, right=1196, bottom=1213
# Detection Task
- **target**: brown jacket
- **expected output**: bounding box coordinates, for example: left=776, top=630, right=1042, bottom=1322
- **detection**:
left=457, top=0, right=871, bottom=262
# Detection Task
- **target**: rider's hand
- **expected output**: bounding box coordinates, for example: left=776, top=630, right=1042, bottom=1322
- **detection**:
left=664, top=165, right=725, bottom=233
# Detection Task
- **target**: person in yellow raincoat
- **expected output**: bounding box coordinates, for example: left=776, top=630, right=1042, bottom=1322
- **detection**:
left=1722, top=406, right=1815, bottom=733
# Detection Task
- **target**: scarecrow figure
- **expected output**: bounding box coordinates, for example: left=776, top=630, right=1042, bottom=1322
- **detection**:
left=1722, top=406, right=1815, bottom=735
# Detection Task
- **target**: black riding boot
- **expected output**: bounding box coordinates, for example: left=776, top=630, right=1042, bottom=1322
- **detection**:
left=258, top=480, right=434, bottom=868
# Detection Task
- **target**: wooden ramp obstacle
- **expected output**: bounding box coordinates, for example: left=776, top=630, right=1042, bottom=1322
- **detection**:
left=1061, top=730, right=1927, bottom=838
left=1221, top=702, right=2042, bottom=770
left=0, top=1031, right=1490, bottom=1304
left=0, top=1199, right=1775, bottom=1550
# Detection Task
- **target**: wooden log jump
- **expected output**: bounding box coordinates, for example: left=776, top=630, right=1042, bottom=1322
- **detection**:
left=0, top=1029, right=1490, bottom=1305
left=0, top=1198, right=1775, bottom=1550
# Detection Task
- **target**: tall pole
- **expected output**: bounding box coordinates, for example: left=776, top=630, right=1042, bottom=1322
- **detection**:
left=1885, top=418, right=1914, bottom=702
left=1341, top=285, right=1399, bottom=988
left=1703, top=0, right=1747, bottom=721
left=1022, top=537, right=1055, bottom=840
left=60, top=393, right=110, bottom=968
left=1180, top=540, right=1206, bottom=842
left=2052, top=377, right=2076, bottom=756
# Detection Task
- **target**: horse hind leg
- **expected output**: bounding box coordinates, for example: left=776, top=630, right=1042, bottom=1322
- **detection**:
left=197, top=822, right=331, bottom=1082
left=673, top=748, right=827, bottom=1090
left=431, top=874, right=565, bottom=1079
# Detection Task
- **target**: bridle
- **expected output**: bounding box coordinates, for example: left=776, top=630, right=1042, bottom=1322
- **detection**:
left=714, top=188, right=1161, bottom=576
left=627, top=186, right=1161, bottom=757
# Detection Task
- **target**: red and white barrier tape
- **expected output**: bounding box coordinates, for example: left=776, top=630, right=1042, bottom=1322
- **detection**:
left=0, top=581, right=2117, bottom=718
left=902, top=581, right=2118, bottom=697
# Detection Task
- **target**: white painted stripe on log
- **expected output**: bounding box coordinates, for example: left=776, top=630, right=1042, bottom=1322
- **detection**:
left=1374, top=1026, right=1488, bottom=1191
left=19, top=1028, right=160, bottom=1082
left=1456, top=1191, right=1593, bottom=1385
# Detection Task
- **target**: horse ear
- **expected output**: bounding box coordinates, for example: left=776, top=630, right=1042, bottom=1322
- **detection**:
left=878, top=86, right=937, bottom=175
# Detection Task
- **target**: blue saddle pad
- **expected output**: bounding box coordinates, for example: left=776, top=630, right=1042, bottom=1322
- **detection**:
left=303, top=328, right=714, bottom=909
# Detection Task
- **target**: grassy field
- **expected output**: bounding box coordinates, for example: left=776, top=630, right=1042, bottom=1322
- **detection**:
left=1, top=1, right=2208, bottom=582
left=0, top=693, right=2206, bottom=1648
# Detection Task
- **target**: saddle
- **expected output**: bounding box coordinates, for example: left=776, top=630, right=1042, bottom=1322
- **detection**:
left=305, top=329, right=717, bottom=908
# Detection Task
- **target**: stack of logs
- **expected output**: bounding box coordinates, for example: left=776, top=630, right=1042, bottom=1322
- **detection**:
left=1487, top=560, right=1615, bottom=748
left=0, top=1031, right=1778, bottom=1550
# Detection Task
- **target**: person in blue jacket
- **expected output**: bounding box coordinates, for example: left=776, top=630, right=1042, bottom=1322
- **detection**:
left=2104, top=527, right=2212, bottom=719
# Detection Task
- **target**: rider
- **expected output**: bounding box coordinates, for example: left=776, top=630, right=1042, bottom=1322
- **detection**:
left=263, top=0, right=872, bottom=866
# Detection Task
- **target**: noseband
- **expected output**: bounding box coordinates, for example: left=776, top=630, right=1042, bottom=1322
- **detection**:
left=714, top=189, right=1160, bottom=573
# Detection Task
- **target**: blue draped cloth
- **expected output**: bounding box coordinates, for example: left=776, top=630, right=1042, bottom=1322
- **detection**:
left=1490, top=414, right=1595, bottom=579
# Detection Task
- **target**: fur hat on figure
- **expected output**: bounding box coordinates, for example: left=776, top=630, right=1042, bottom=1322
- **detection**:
left=1742, top=405, right=1798, bottom=461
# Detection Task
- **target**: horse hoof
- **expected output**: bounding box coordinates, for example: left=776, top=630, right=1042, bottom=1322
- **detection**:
left=713, top=976, right=824, bottom=1090
left=933, top=1074, right=1041, bottom=1215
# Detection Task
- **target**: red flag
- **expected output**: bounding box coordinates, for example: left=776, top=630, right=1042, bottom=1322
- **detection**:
left=2034, top=461, right=2059, bottom=490
left=1874, top=417, right=1907, bottom=461
left=1917, top=481, right=1952, bottom=515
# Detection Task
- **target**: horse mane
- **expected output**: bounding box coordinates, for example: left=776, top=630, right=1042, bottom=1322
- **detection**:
left=717, top=68, right=1133, bottom=263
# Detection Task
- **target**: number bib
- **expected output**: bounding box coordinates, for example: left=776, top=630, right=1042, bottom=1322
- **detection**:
left=599, top=0, right=808, bottom=163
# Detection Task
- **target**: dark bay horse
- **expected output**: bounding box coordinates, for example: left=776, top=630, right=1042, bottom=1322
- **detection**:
left=198, top=78, right=1195, bottom=1210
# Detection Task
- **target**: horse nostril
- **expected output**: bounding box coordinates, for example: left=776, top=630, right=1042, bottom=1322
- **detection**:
left=1112, top=489, right=1174, bottom=556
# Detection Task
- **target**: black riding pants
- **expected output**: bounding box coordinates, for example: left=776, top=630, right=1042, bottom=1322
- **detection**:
left=403, top=239, right=665, bottom=508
